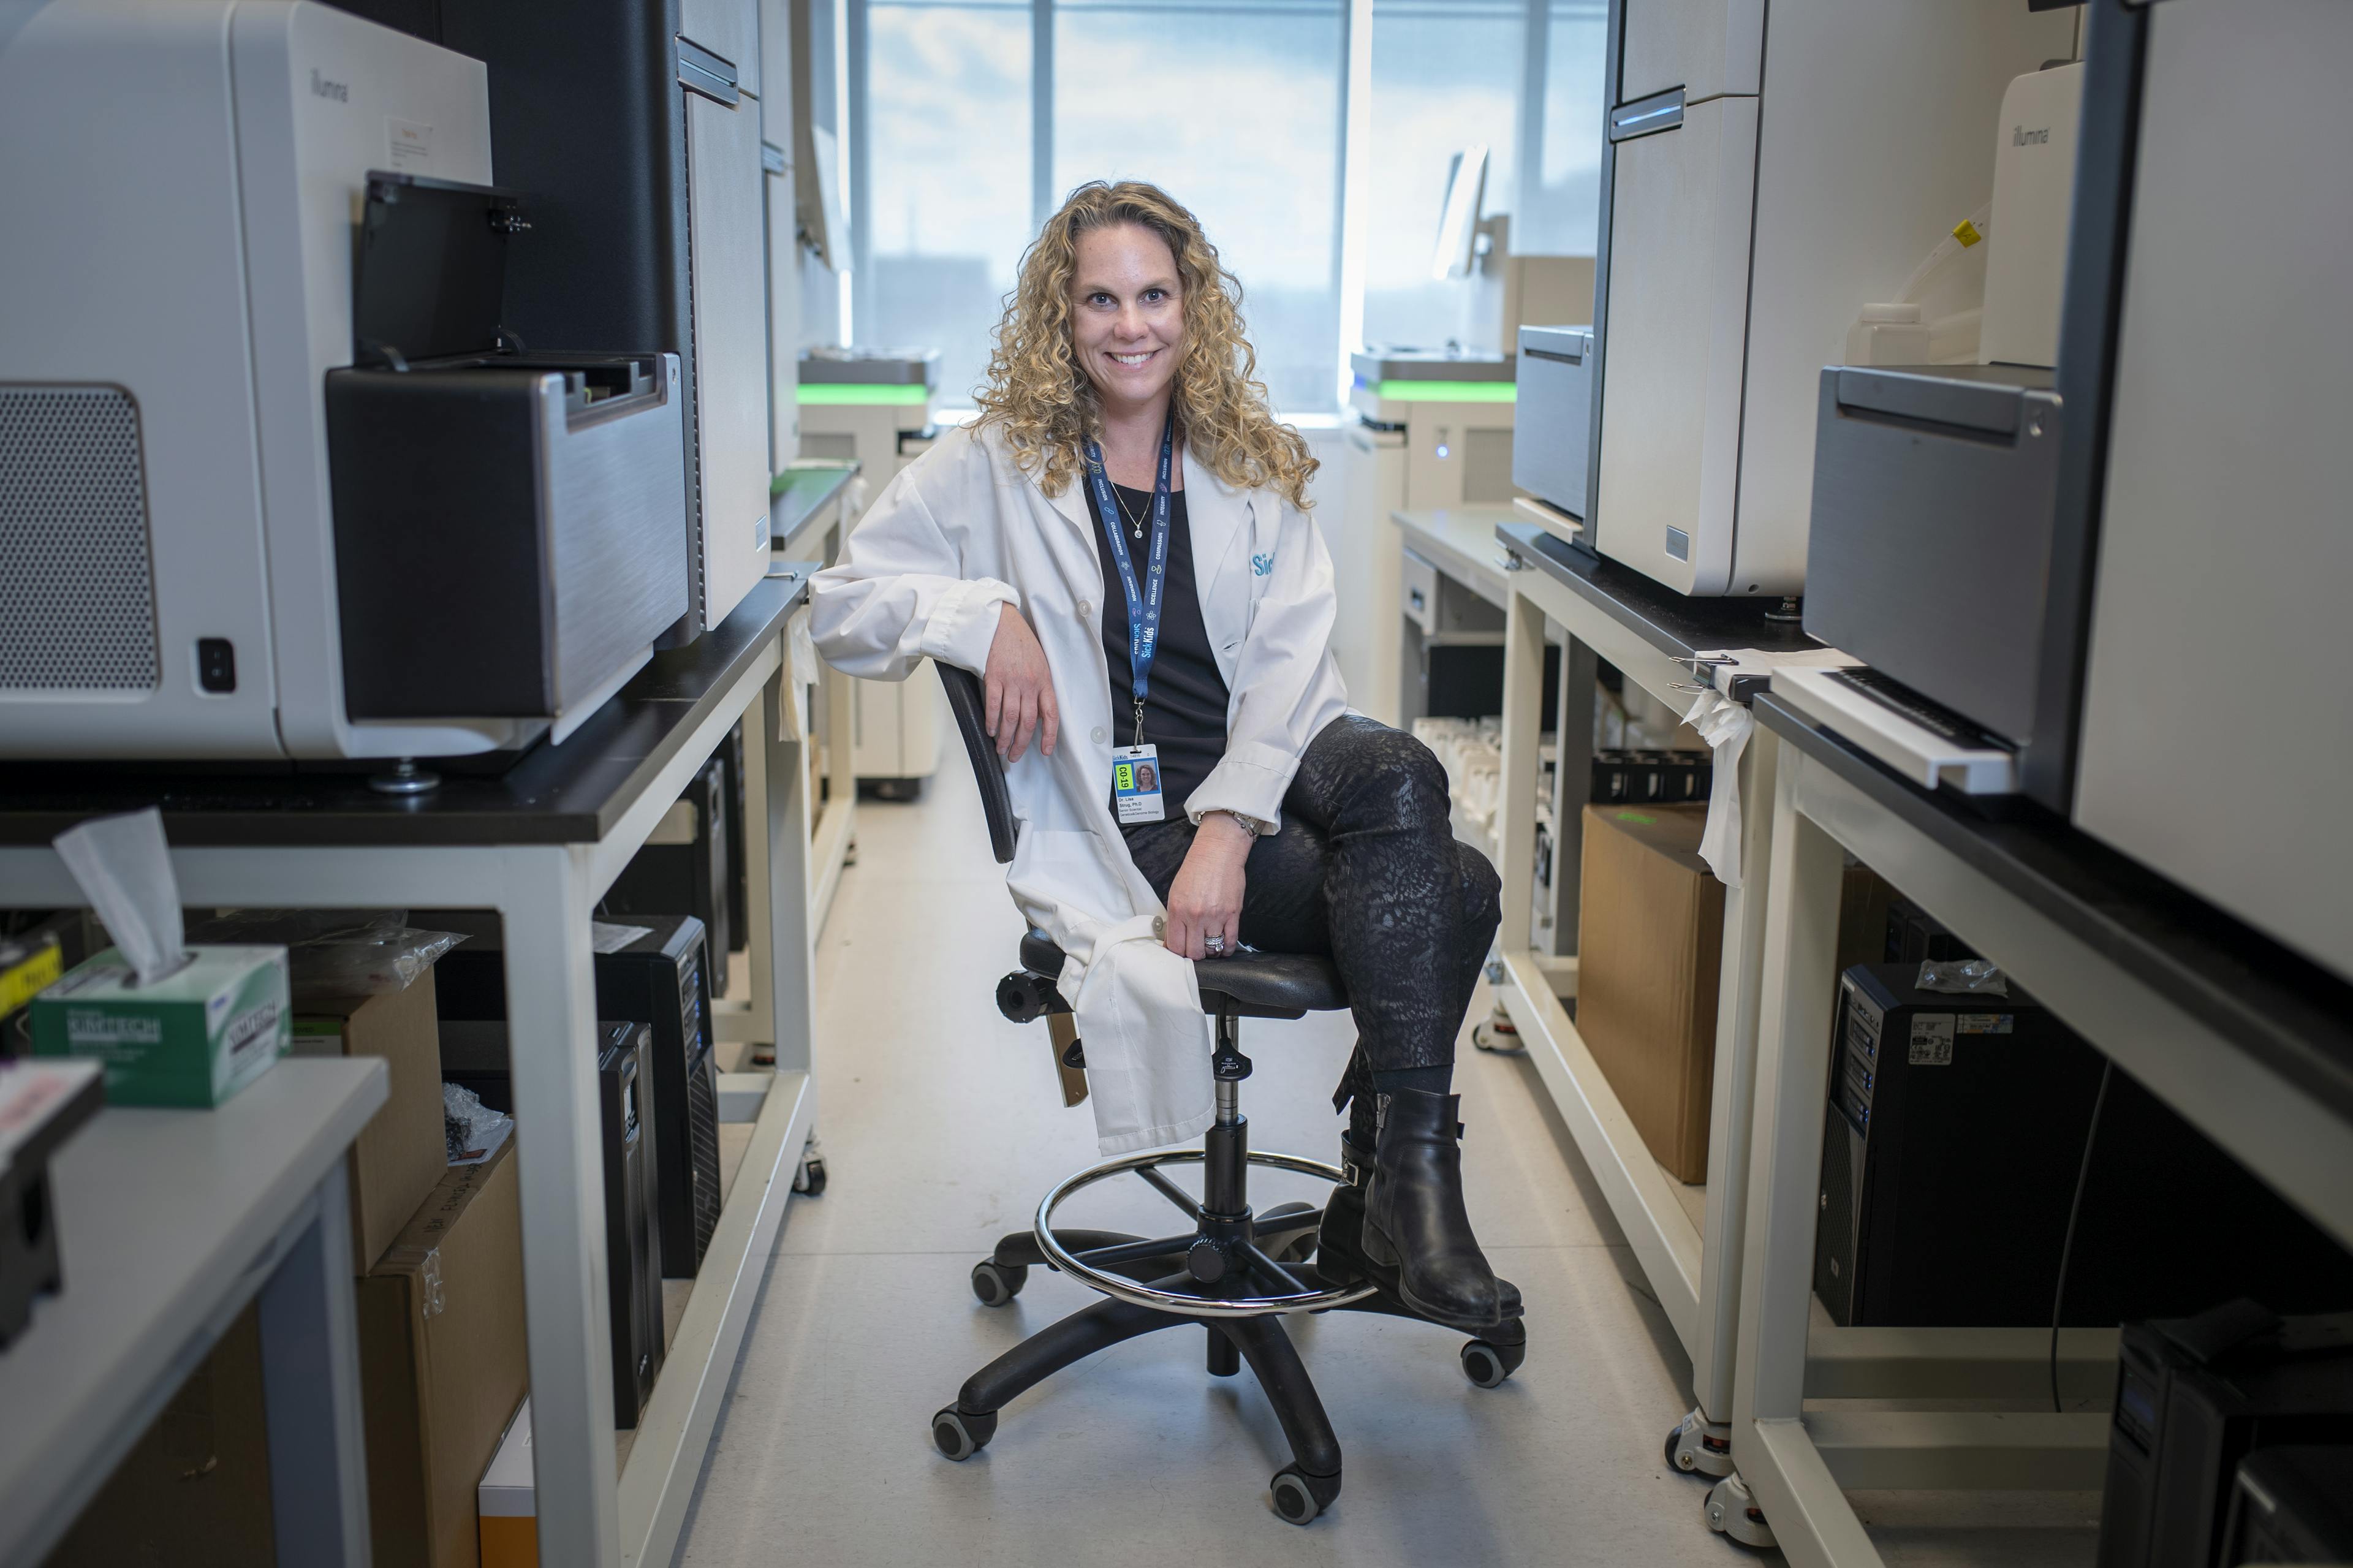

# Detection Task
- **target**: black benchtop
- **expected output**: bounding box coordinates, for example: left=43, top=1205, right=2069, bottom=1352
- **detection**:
left=1754, top=691, right=2353, bottom=1127
left=1496, top=523, right=1821, bottom=681
left=0, top=567, right=816, bottom=850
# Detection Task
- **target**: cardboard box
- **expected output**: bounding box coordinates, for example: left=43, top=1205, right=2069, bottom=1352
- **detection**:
left=45, top=1303, right=276, bottom=1567
left=293, top=970, right=453, bottom=1273
left=362, top=1140, right=529, bottom=1568
left=29, top=945, right=288, bottom=1107
left=1575, top=805, right=1725, bottom=1184
left=477, top=1399, right=538, bottom=1568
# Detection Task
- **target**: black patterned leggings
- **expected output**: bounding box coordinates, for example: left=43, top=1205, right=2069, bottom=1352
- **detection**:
left=1120, top=715, right=1502, bottom=1113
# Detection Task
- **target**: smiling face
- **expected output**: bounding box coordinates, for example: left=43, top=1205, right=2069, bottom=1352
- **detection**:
left=1070, top=222, right=1186, bottom=421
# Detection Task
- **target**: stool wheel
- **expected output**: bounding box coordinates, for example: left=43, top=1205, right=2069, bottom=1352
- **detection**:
left=1270, top=1464, right=1340, bottom=1524
left=971, top=1260, right=1027, bottom=1307
left=1460, top=1336, right=1523, bottom=1389
left=931, top=1406, right=996, bottom=1461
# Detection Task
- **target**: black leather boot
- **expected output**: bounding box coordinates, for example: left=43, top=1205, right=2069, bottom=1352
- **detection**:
left=1314, top=1132, right=1377, bottom=1290
left=1360, top=1089, right=1520, bottom=1330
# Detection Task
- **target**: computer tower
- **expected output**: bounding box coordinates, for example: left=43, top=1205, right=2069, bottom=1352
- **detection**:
left=603, top=756, right=732, bottom=964
left=432, top=917, right=722, bottom=1277
left=2220, top=1446, right=2353, bottom=1565
left=435, top=1019, right=667, bottom=1426
left=1814, top=965, right=2106, bottom=1326
left=596, top=920, right=721, bottom=1279
left=1814, top=966, right=2353, bottom=1328
left=594, top=1021, right=664, bottom=1425
left=2097, top=1303, right=2353, bottom=1568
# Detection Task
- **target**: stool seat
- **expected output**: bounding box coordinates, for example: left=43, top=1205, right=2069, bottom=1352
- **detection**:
left=1020, top=928, right=1347, bottom=1019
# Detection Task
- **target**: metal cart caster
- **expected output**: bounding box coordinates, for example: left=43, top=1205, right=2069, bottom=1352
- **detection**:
left=1704, top=1473, right=1776, bottom=1550
left=1664, top=1406, right=1733, bottom=1477
left=1471, top=1004, right=1524, bottom=1055
left=793, top=1138, right=828, bottom=1195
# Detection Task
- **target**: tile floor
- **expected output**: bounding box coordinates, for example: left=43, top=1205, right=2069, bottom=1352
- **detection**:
left=673, top=762, right=2101, bottom=1567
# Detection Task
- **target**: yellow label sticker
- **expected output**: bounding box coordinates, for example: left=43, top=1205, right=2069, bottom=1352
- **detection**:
left=1115, top=763, right=1133, bottom=790
left=1952, top=219, right=1984, bottom=248
left=1, top=943, right=64, bottom=1013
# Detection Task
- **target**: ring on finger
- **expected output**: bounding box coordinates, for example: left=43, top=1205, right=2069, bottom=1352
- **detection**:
left=1203, top=932, right=1227, bottom=956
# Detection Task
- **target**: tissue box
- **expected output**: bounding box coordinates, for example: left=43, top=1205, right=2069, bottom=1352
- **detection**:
left=29, top=945, right=290, bottom=1107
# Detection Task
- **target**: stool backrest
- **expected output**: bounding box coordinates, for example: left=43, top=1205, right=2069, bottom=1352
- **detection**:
left=937, top=663, right=1018, bottom=865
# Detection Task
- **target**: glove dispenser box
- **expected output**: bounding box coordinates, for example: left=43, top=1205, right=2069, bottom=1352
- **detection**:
left=1584, top=0, right=2074, bottom=597
left=325, top=174, right=688, bottom=729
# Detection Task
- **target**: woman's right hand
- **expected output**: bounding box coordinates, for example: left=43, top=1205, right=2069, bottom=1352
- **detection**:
left=983, top=602, right=1059, bottom=762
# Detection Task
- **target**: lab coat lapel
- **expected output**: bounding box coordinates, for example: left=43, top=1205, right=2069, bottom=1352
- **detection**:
left=1181, top=447, right=1251, bottom=623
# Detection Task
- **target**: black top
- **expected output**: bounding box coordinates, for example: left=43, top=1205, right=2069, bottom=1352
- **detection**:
left=1088, top=480, right=1230, bottom=817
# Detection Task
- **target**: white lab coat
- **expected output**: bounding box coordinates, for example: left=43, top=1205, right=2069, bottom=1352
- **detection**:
left=809, top=420, right=1350, bottom=1153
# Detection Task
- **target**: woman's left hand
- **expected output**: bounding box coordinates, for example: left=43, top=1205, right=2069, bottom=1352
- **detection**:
left=1164, top=814, right=1252, bottom=960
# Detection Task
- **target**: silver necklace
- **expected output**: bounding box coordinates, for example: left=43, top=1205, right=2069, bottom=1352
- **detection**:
left=1110, top=483, right=1150, bottom=541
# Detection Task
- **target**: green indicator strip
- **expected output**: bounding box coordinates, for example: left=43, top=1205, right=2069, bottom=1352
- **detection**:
left=1373, top=379, right=1517, bottom=404
left=797, top=383, right=931, bottom=406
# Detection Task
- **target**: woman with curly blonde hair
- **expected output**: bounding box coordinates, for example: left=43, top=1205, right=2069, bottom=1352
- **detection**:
left=812, top=180, right=1515, bottom=1333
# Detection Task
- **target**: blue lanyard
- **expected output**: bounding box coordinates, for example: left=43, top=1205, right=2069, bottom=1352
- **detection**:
left=1084, top=413, right=1175, bottom=747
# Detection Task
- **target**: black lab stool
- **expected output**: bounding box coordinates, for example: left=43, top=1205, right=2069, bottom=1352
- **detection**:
left=925, top=664, right=1527, bottom=1523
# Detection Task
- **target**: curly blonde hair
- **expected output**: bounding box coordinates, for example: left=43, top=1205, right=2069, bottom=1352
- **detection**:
left=974, top=181, right=1319, bottom=510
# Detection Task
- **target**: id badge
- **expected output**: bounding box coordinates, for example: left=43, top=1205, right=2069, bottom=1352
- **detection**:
left=1112, top=744, right=1165, bottom=824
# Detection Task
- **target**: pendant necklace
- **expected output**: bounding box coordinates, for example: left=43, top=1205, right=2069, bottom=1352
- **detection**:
left=1111, top=484, right=1149, bottom=542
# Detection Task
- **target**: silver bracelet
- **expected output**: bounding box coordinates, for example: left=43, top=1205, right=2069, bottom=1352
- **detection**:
left=1207, top=808, right=1263, bottom=838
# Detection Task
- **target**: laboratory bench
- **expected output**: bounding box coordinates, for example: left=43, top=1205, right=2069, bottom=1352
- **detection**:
left=0, top=1059, right=387, bottom=1566
left=1485, top=519, right=2353, bottom=1562
left=1730, top=690, right=2353, bottom=1565
left=1392, top=504, right=1518, bottom=613
left=1488, top=520, right=1828, bottom=1502
left=0, top=568, right=828, bottom=1568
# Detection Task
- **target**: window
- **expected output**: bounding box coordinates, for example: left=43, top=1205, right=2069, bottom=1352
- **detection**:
left=847, top=0, right=1603, bottom=413
left=1359, top=0, right=1525, bottom=354
left=855, top=0, right=1033, bottom=407
left=1055, top=0, right=1347, bottom=415
left=1526, top=0, right=1606, bottom=257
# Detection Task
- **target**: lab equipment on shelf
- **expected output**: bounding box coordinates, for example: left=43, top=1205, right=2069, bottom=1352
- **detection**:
left=332, top=0, right=776, bottom=646
left=798, top=349, right=947, bottom=797
left=0, top=1, right=690, bottom=761
left=1511, top=325, right=1594, bottom=547
left=1796, top=0, right=2353, bottom=985
left=1581, top=0, right=2073, bottom=597
left=1333, top=353, right=1516, bottom=725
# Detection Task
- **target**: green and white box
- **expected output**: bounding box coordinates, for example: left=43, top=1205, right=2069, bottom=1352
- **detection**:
left=31, top=946, right=290, bottom=1107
